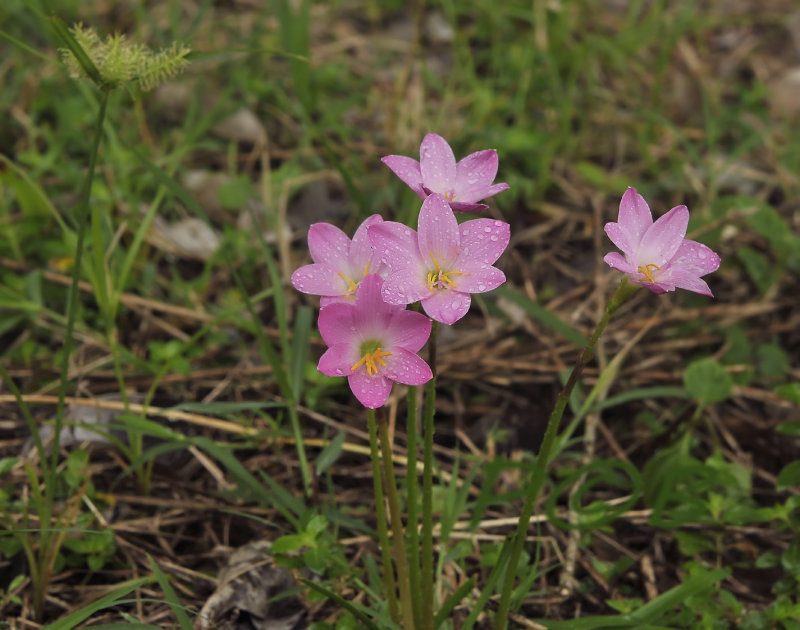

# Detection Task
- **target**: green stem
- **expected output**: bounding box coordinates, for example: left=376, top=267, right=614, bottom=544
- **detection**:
left=51, top=90, right=108, bottom=474
left=367, top=409, right=400, bottom=624
left=36, top=90, right=108, bottom=622
left=493, top=278, right=639, bottom=630
left=377, top=410, right=416, bottom=630
left=421, top=320, right=438, bottom=630
left=405, top=385, right=422, bottom=629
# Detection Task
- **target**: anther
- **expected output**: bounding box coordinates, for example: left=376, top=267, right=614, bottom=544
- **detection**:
left=637, top=263, right=661, bottom=283
left=351, top=348, right=392, bottom=376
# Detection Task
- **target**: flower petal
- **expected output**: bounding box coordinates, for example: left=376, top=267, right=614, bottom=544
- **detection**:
left=666, top=239, right=721, bottom=277
left=458, top=218, right=510, bottom=265
left=382, top=155, right=425, bottom=199
left=320, top=295, right=353, bottom=307
left=318, top=344, right=359, bottom=377
left=381, top=267, right=430, bottom=305
left=455, top=264, right=505, bottom=293
left=603, top=252, right=636, bottom=274
left=349, top=214, right=384, bottom=272
left=386, top=310, right=432, bottom=353
left=348, top=371, right=392, bottom=408
left=419, top=134, right=457, bottom=195
left=454, top=149, right=498, bottom=197
left=369, top=221, right=422, bottom=270
left=635, top=278, right=673, bottom=294
left=422, top=290, right=471, bottom=325
left=637, top=205, right=689, bottom=267
left=449, top=201, right=489, bottom=213
left=669, top=273, right=714, bottom=297
left=418, top=193, right=461, bottom=268
left=616, top=187, right=653, bottom=248
left=307, top=223, right=351, bottom=266
left=604, top=222, right=637, bottom=259
left=351, top=274, right=395, bottom=334
left=384, top=348, right=433, bottom=385
left=317, top=302, right=356, bottom=347
left=291, top=263, right=348, bottom=297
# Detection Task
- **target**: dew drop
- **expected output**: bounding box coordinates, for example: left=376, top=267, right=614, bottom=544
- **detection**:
left=484, top=226, right=492, bottom=233
left=477, top=283, right=486, bottom=291
left=490, top=235, right=498, bottom=242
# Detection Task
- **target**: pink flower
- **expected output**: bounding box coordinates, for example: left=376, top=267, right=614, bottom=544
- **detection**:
left=291, top=215, right=385, bottom=306
left=317, top=274, right=433, bottom=408
left=381, top=133, right=509, bottom=213
left=604, top=187, right=721, bottom=296
left=368, top=193, right=509, bottom=325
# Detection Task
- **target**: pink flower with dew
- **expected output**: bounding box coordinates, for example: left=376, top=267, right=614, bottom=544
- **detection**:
left=604, top=187, right=721, bottom=296
left=381, top=133, right=509, bottom=213
left=317, top=274, right=433, bottom=409
left=291, top=215, right=385, bottom=306
left=368, top=193, right=510, bottom=325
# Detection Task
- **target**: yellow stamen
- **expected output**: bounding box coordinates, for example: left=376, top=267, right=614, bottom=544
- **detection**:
left=351, top=348, right=392, bottom=376
left=426, top=252, right=463, bottom=291
left=337, top=262, right=371, bottom=301
left=637, top=263, right=661, bottom=283
left=337, top=272, right=358, bottom=299
left=444, top=191, right=456, bottom=202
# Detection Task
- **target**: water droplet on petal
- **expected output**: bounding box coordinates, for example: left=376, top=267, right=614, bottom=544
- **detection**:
left=484, top=226, right=492, bottom=233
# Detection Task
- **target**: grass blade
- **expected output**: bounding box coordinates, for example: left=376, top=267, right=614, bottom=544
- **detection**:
left=495, top=286, right=587, bottom=347
left=45, top=577, right=155, bottom=630
left=147, top=555, right=194, bottom=630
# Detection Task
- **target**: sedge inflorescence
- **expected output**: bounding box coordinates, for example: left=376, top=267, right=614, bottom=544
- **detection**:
left=292, top=135, right=511, bottom=407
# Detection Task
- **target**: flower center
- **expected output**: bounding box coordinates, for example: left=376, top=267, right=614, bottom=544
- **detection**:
left=426, top=252, right=463, bottom=291
left=351, top=340, right=392, bottom=377
left=337, top=261, right=371, bottom=300
left=637, top=263, right=661, bottom=283
left=443, top=191, right=456, bottom=202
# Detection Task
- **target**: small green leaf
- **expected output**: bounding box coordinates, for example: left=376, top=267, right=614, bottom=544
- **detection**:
left=776, top=422, right=800, bottom=436
left=781, top=541, right=800, bottom=575
left=271, top=534, right=306, bottom=554
left=757, top=343, right=790, bottom=381
left=777, top=461, right=800, bottom=491
left=684, top=357, right=733, bottom=404
left=0, top=458, right=18, bottom=475
left=216, top=176, right=254, bottom=211
left=305, top=514, right=328, bottom=536
left=315, top=431, right=345, bottom=476
left=674, top=531, right=714, bottom=556
left=303, top=546, right=327, bottom=574
left=775, top=384, right=800, bottom=405
left=737, top=246, right=772, bottom=290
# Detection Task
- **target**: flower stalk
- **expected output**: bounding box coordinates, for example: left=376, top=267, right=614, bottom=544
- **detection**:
left=367, top=409, right=400, bottom=623
left=377, top=409, right=417, bottom=630
left=420, top=320, right=439, bottom=630
left=405, top=384, right=423, bottom=629
left=493, top=277, right=639, bottom=629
